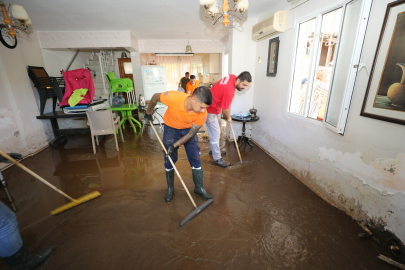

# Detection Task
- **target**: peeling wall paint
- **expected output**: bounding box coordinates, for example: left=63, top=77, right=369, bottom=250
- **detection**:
left=0, top=109, right=15, bottom=128
left=250, top=0, right=405, bottom=243
left=0, top=30, right=51, bottom=170
left=319, top=148, right=405, bottom=194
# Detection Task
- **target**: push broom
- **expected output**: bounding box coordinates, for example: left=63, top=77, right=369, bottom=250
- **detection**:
left=0, top=150, right=100, bottom=215
left=149, top=122, right=213, bottom=227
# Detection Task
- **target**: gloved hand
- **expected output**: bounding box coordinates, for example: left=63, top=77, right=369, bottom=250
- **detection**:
left=144, top=112, right=154, bottom=124
left=164, top=144, right=176, bottom=158
left=0, top=153, right=23, bottom=163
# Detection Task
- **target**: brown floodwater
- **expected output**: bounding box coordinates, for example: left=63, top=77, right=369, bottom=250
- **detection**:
left=0, top=126, right=402, bottom=269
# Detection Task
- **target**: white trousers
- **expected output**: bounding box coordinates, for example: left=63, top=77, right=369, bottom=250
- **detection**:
left=205, top=113, right=222, bottom=161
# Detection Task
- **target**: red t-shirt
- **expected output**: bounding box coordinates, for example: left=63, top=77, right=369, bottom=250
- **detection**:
left=207, top=74, right=237, bottom=114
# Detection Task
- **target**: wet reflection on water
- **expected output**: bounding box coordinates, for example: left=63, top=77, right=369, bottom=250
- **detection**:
left=0, top=126, right=399, bottom=269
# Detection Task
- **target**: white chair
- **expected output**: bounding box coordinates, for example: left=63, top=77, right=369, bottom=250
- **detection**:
left=86, top=110, right=124, bottom=154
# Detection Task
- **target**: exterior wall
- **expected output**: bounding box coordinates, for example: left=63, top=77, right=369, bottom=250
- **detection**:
left=251, top=0, right=405, bottom=242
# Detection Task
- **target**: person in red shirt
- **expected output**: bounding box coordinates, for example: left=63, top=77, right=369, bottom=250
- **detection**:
left=144, top=87, right=213, bottom=202
left=205, top=71, right=252, bottom=167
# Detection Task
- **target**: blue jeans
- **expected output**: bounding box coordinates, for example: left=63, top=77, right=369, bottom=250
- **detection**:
left=0, top=201, right=23, bottom=258
left=163, top=124, right=201, bottom=170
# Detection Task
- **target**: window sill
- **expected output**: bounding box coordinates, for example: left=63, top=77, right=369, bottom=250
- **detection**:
left=285, top=111, right=325, bottom=128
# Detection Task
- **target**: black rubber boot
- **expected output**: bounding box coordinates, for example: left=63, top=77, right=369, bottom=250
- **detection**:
left=192, top=168, right=212, bottom=200
left=165, top=169, right=175, bottom=202
left=2, top=240, right=54, bottom=270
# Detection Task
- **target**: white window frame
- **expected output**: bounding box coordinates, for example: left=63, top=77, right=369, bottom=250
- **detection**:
left=287, top=0, right=372, bottom=135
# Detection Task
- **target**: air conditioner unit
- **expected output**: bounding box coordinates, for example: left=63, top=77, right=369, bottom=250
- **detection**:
left=252, top=10, right=286, bottom=42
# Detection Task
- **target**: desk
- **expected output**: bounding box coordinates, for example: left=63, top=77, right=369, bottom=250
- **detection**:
left=36, top=111, right=91, bottom=147
left=106, top=104, right=142, bottom=134
left=231, top=114, right=260, bottom=149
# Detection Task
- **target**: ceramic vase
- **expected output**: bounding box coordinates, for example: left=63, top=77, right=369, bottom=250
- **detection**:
left=387, top=63, right=405, bottom=107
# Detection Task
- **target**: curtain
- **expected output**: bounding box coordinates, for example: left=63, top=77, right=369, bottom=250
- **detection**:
left=156, top=56, right=192, bottom=91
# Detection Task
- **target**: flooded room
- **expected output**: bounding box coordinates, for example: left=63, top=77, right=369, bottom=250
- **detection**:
left=1, top=0, right=405, bottom=269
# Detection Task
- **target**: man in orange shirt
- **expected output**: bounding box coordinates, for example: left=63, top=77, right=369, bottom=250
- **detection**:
left=186, top=75, right=199, bottom=95
left=144, top=87, right=213, bottom=202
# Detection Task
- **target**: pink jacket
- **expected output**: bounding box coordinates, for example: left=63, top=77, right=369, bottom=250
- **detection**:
left=60, top=69, right=95, bottom=107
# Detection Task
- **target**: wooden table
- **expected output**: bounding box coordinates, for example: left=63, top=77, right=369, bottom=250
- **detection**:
left=36, top=111, right=91, bottom=147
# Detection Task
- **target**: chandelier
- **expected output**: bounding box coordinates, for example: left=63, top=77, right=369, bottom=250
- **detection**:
left=199, top=0, right=249, bottom=27
left=0, top=3, right=31, bottom=49
left=185, top=32, right=192, bottom=53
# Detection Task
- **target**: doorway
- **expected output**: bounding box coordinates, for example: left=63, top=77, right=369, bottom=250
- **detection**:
left=118, top=58, right=136, bottom=102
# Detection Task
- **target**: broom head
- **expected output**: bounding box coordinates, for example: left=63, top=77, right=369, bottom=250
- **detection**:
left=51, top=191, right=101, bottom=215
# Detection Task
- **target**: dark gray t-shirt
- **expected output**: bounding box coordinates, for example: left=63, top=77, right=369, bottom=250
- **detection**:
left=180, top=77, right=190, bottom=90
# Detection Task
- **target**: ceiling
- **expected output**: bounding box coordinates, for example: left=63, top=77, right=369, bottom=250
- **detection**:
left=11, top=0, right=282, bottom=41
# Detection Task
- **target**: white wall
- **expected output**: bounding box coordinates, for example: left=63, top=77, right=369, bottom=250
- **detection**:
left=226, top=18, right=258, bottom=138
left=0, top=30, right=52, bottom=169
left=251, top=0, right=405, bottom=242
left=138, top=40, right=225, bottom=53
left=42, top=49, right=93, bottom=76
left=131, top=52, right=144, bottom=98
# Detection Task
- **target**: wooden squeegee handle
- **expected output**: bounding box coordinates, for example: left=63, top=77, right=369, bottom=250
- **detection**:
left=0, top=150, right=78, bottom=203
left=230, top=123, right=242, bottom=162
left=149, top=122, right=197, bottom=208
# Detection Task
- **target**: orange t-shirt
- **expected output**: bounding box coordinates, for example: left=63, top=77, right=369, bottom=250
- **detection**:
left=160, top=91, right=207, bottom=129
left=186, top=80, right=200, bottom=95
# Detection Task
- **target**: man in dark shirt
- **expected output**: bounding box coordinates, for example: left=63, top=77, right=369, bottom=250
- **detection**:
left=178, top=72, right=190, bottom=91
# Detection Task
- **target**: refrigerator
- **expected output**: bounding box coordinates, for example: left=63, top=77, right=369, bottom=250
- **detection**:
left=141, top=66, right=168, bottom=124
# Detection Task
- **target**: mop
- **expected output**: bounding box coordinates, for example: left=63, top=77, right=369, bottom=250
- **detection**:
left=149, top=122, right=213, bottom=227
left=0, top=150, right=101, bottom=215
left=228, top=122, right=255, bottom=169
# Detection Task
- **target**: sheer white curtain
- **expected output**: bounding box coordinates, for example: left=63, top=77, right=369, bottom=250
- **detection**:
left=156, top=56, right=192, bottom=91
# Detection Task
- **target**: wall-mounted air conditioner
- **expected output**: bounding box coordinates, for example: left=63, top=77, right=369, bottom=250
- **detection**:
left=252, top=10, right=286, bottom=42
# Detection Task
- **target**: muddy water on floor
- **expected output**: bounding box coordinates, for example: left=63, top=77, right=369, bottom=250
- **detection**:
left=0, top=126, right=400, bottom=269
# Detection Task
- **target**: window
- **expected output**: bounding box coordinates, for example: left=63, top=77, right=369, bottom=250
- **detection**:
left=155, top=56, right=192, bottom=90
left=288, top=0, right=372, bottom=134
left=191, top=63, right=202, bottom=77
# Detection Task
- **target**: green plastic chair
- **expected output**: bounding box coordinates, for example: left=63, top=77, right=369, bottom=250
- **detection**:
left=105, top=72, right=135, bottom=104
left=105, top=72, right=141, bottom=134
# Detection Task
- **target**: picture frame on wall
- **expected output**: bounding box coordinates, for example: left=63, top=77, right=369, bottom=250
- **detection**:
left=361, top=0, right=405, bottom=125
left=267, top=37, right=279, bottom=77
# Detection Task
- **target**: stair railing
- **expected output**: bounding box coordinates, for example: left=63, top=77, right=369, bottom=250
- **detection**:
left=65, top=49, right=81, bottom=72
left=98, top=50, right=114, bottom=96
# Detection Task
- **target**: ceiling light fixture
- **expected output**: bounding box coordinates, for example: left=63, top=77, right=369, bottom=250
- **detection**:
left=0, top=3, right=31, bottom=49
left=199, top=0, right=249, bottom=27
left=185, top=32, right=193, bottom=53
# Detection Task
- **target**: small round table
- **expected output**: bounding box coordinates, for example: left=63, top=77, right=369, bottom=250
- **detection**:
left=231, top=114, right=260, bottom=149
left=107, top=104, right=142, bottom=134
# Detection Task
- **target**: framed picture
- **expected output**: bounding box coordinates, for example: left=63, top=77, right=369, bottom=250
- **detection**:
left=361, top=0, right=405, bottom=125
left=267, top=37, right=279, bottom=77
